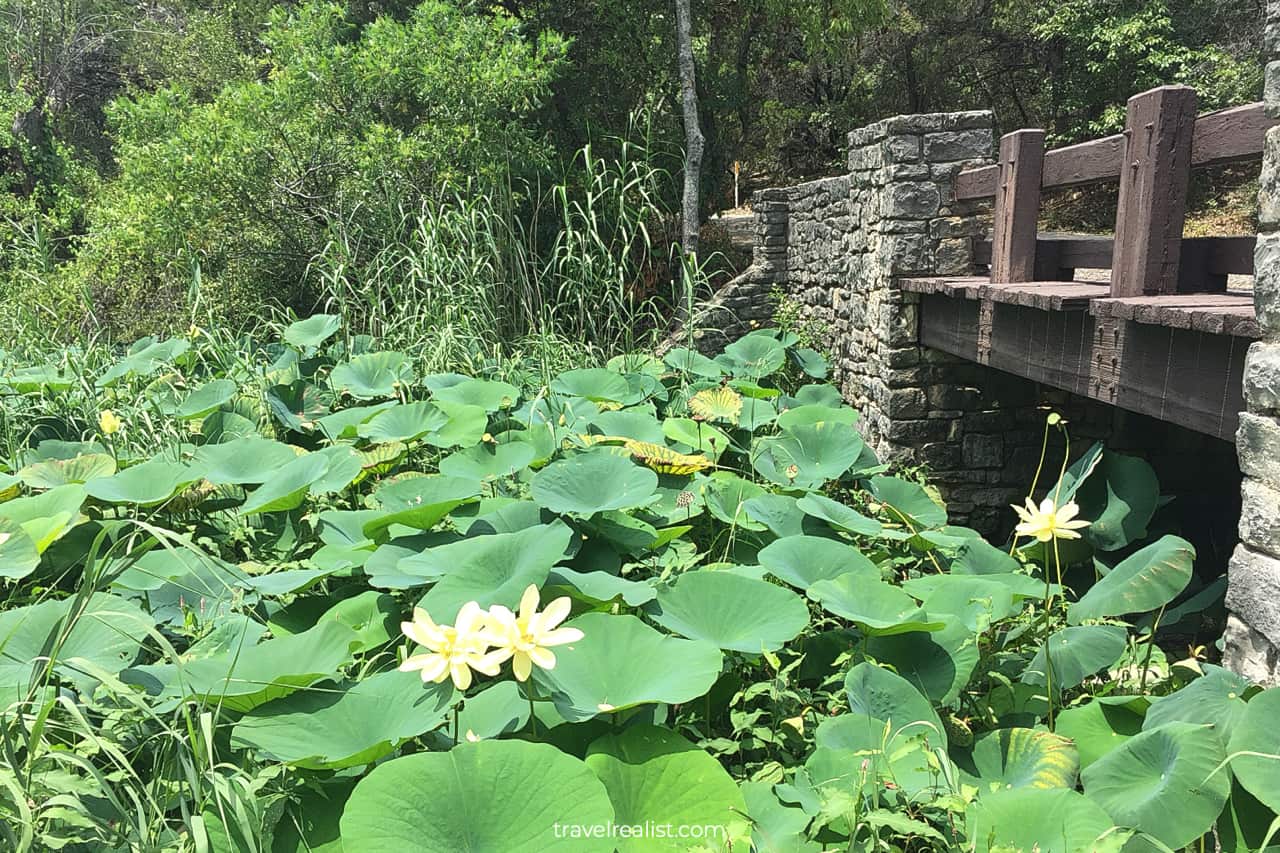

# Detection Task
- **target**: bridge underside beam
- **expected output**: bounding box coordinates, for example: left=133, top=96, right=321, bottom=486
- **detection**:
left=913, top=289, right=1250, bottom=442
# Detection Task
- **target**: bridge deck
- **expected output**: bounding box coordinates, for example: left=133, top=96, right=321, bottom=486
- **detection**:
left=899, top=276, right=1258, bottom=441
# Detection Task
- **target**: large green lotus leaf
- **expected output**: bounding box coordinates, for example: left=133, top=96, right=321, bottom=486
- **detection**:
left=775, top=404, right=858, bottom=429
left=868, top=475, right=947, bottom=530
left=0, top=593, right=154, bottom=704
left=587, top=410, right=666, bottom=445
left=452, top=499, right=546, bottom=535
left=330, top=352, right=414, bottom=399
left=414, top=522, right=573, bottom=619
left=232, top=670, right=454, bottom=769
left=534, top=613, right=723, bottom=722
left=531, top=450, right=658, bottom=515
left=362, top=476, right=482, bottom=539
left=175, top=379, right=238, bottom=420
left=950, top=537, right=1024, bottom=575
left=864, top=617, right=977, bottom=704
left=341, top=743, right=614, bottom=852
left=0, top=518, right=40, bottom=580
left=357, top=401, right=487, bottom=448
left=1142, top=664, right=1249, bottom=747
left=1, top=364, right=73, bottom=393
left=794, top=492, right=883, bottom=536
left=648, top=571, right=808, bottom=653
left=191, top=437, right=299, bottom=486
left=1068, top=535, right=1194, bottom=624
left=757, top=535, right=878, bottom=590
left=740, top=781, right=815, bottom=853
left=809, top=574, right=944, bottom=636
left=1081, top=721, right=1230, bottom=849
left=585, top=726, right=751, bottom=852
left=663, top=347, right=723, bottom=378
left=742, top=494, right=809, bottom=538
left=843, top=663, right=945, bottom=746
left=965, top=787, right=1125, bottom=853
left=0, top=483, right=86, bottom=552
left=429, top=377, right=519, bottom=411
left=546, top=567, right=657, bottom=607
left=265, top=379, right=330, bottom=433
left=129, top=620, right=359, bottom=712
left=1228, top=686, right=1280, bottom=813
left=315, top=401, right=396, bottom=440
left=96, top=336, right=190, bottom=387
left=439, top=439, right=536, bottom=481
left=751, top=422, right=866, bottom=489
left=661, top=417, right=731, bottom=459
left=900, top=574, right=1022, bottom=632
left=239, top=453, right=332, bottom=515
left=1024, top=624, right=1128, bottom=691
left=355, top=401, right=442, bottom=443
left=363, top=533, right=461, bottom=589
left=283, top=313, right=342, bottom=349
left=701, top=472, right=768, bottom=530
left=322, top=591, right=397, bottom=652
left=962, top=728, right=1079, bottom=791
left=552, top=368, right=637, bottom=404
left=114, top=547, right=251, bottom=626
left=18, top=453, right=116, bottom=489
left=456, top=680, right=531, bottom=740
left=737, top=397, right=778, bottom=431
left=85, top=459, right=198, bottom=506
left=809, top=712, right=944, bottom=801
left=1054, top=696, right=1149, bottom=769
left=308, top=446, right=364, bottom=494
left=718, top=333, right=786, bottom=378
left=1074, top=450, right=1160, bottom=551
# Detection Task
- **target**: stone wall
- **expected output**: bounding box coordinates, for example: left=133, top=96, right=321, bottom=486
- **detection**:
left=1223, top=0, right=1280, bottom=683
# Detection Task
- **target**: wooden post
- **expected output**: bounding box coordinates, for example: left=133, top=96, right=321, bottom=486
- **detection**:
left=1110, top=85, right=1198, bottom=297
left=990, top=130, right=1045, bottom=283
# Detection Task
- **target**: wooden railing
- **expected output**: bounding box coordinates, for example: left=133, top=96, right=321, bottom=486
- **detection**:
left=954, top=87, right=1277, bottom=296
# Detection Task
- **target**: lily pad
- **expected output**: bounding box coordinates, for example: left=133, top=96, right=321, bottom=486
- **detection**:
left=585, top=726, right=751, bottom=851
left=966, top=787, right=1124, bottom=853
left=339, top=740, right=615, bottom=852
left=413, top=522, right=574, bottom=619
left=530, top=450, right=658, bottom=515
left=1081, top=721, right=1230, bottom=849
left=231, top=670, right=454, bottom=769
left=757, top=535, right=878, bottom=590
left=648, top=571, right=808, bottom=653
left=534, top=613, right=723, bottom=722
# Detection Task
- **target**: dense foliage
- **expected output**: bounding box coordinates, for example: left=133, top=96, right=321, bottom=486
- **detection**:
left=1, top=0, right=1266, bottom=342
left=0, top=321, right=1274, bottom=851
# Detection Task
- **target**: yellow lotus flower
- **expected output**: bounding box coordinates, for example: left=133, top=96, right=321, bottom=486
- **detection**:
left=99, top=409, right=122, bottom=436
left=1012, top=497, right=1090, bottom=543
left=398, top=601, right=504, bottom=691
left=484, top=585, right=583, bottom=681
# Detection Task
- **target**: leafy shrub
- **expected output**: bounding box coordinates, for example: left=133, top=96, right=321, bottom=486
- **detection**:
left=0, top=321, right=1273, bottom=851
left=58, top=0, right=566, bottom=337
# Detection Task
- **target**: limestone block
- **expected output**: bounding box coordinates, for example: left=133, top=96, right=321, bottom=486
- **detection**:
left=1240, top=477, right=1280, bottom=558
left=1254, top=232, right=1280, bottom=337
left=1238, top=412, right=1280, bottom=489
left=1259, top=127, right=1280, bottom=229
left=1244, top=341, right=1280, bottom=413
left=1225, top=545, right=1280, bottom=650
left=1223, top=613, right=1280, bottom=686
left=923, top=128, right=993, bottom=163
left=882, top=182, right=941, bottom=219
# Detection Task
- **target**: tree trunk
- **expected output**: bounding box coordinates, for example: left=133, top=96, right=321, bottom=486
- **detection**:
left=675, top=0, right=703, bottom=260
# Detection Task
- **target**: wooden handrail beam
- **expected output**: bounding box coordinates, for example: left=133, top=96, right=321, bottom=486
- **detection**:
left=954, top=102, right=1277, bottom=200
